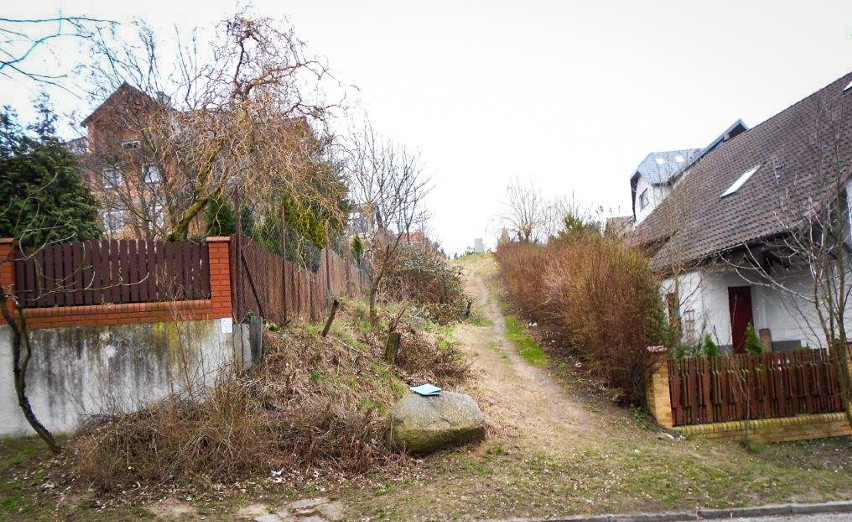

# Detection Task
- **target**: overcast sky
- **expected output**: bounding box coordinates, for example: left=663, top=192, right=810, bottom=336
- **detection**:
left=4, top=1, right=852, bottom=254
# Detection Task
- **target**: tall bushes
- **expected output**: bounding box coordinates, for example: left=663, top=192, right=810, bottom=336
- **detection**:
left=379, top=242, right=468, bottom=324
left=495, top=234, right=668, bottom=405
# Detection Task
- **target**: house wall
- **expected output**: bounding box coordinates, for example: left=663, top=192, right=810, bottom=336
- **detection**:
left=634, top=176, right=671, bottom=226
left=0, top=319, right=251, bottom=437
left=663, top=267, right=829, bottom=351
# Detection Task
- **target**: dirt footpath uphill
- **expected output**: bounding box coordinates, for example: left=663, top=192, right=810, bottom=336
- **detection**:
left=453, top=254, right=601, bottom=453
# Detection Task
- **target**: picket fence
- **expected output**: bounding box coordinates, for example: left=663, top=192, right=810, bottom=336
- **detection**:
left=668, top=350, right=846, bottom=426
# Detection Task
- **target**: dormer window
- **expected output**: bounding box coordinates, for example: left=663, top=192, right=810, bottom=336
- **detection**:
left=121, top=139, right=141, bottom=150
left=639, top=189, right=650, bottom=210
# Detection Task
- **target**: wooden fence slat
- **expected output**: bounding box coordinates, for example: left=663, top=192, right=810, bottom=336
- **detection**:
left=200, top=243, right=210, bottom=300
left=128, top=240, right=139, bottom=303
left=62, top=243, right=74, bottom=305
left=14, top=250, right=27, bottom=307
left=119, top=240, right=130, bottom=303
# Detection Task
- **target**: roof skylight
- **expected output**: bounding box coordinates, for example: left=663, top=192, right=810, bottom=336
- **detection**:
left=845, top=80, right=852, bottom=93
left=721, top=165, right=761, bottom=198
left=675, top=154, right=685, bottom=163
left=655, top=157, right=666, bottom=165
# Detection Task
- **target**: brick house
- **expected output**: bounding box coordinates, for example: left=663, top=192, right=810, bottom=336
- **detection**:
left=79, top=83, right=205, bottom=240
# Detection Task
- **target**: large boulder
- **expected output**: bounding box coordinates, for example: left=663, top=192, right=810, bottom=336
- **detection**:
left=389, top=391, right=486, bottom=454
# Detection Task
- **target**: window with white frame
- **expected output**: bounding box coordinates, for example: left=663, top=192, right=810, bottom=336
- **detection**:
left=102, top=168, right=122, bottom=189
left=144, top=164, right=162, bottom=183
left=121, top=139, right=141, bottom=150
left=104, top=209, right=125, bottom=234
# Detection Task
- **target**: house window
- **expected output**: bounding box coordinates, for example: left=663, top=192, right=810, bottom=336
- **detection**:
left=683, top=310, right=696, bottom=344
left=152, top=205, right=165, bottom=228
left=639, top=189, right=649, bottom=210
left=104, top=209, right=125, bottom=234
left=121, top=139, right=141, bottom=150
left=144, top=164, right=162, bottom=183
left=102, top=168, right=122, bottom=189
left=721, top=165, right=761, bottom=198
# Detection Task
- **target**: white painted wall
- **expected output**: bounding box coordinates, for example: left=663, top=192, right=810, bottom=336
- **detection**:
left=0, top=319, right=250, bottom=437
left=634, top=176, right=671, bottom=226
left=662, top=267, right=831, bottom=351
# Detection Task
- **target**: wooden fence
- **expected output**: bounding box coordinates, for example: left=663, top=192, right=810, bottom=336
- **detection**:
left=668, top=351, right=846, bottom=426
left=14, top=239, right=211, bottom=308
left=232, top=234, right=368, bottom=325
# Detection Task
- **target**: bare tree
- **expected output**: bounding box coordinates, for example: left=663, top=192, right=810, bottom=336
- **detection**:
left=1, top=15, right=113, bottom=90
left=501, top=177, right=549, bottom=243
left=345, top=122, right=429, bottom=325
left=84, top=15, right=344, bottom=242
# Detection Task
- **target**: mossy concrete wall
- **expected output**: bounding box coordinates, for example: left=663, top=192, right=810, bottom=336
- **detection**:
left=0, top=318, right=250, bottom=437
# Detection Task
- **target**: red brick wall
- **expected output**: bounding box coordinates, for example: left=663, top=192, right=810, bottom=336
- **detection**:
left=0, top=237, right=233, bottom=330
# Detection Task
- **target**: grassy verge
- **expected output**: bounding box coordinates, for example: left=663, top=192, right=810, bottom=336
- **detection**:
left=503, top=314, right=548, bottom=366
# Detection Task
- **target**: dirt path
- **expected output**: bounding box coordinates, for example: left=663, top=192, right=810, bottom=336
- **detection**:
left=454, top=254, right=600, bottom=453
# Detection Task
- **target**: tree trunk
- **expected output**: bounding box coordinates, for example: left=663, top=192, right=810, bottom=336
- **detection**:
left=167, top=195, right=211, bottom=242
left=368, top=286, right=379, bottom=327
left=0, top=287, right=60, bottom=453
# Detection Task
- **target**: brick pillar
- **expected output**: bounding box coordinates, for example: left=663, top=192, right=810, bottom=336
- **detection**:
left=206, top=237, right=233, bottom=319
left=646, top=349, right=674, bottom=428
left=0, top=238, right=16, bottom=318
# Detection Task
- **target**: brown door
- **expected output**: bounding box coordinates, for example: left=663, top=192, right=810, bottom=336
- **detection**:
left=728, top=286, right=754, bottom=353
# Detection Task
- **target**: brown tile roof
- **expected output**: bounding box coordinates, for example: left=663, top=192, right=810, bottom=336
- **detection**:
left=629, top=71, right=852, bottom=273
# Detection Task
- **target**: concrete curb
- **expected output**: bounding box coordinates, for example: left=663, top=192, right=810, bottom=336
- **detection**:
left=479, top=500, right=852, bottom=522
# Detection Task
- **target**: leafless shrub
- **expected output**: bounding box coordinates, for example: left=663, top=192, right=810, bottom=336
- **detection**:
left=379, top=242, right=468, bottom=324
left=391, top=320, right=470, bottom=386
left=495, top=234, right=668, bottom=405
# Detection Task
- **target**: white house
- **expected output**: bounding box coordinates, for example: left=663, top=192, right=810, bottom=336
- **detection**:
left=630, top=72, right=852, bottom=353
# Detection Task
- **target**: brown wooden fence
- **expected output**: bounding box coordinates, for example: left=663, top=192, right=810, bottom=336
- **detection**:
left=232, top=234, right=368, bottom=325
left=14, top=239, right=211, bottom=308
left=668, top=351, right=845, bottom=426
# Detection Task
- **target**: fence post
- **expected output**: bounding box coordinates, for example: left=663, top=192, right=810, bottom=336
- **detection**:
left=646, top=347, right=674, bottom=428
left=0, top=238, right=16, bottom=318
left=206, top=236, right=233, bottom=320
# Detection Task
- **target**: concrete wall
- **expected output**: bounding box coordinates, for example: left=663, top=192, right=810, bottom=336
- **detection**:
left=662, top=267, right=830, bottom=352
left=0, top=318, right=251, bottom=437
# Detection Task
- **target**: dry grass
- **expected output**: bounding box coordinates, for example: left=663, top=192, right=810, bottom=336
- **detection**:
left=70, top=299, right=471, bottom=492
left=72, top=308, right=454, bottom=491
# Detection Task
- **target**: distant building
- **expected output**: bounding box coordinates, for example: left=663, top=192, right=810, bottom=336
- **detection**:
left=473, top=238, right=485, bottom=253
